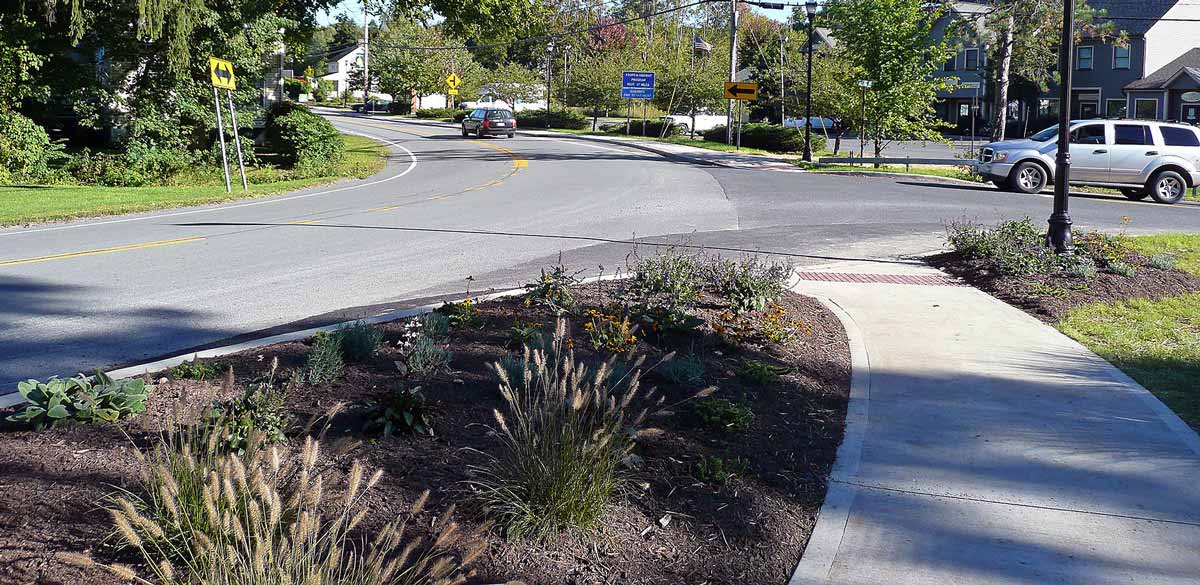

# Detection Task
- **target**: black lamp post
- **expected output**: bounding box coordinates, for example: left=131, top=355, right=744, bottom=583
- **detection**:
left=802, top=0, right=817, bottom=162
left=1048, top=0, right=1075, bottom=251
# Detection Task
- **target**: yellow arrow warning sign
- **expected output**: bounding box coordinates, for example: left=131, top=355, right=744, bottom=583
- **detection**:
left=445, top=73, right=461, bottom=89
left=209, top=57, right=236, bottom=90
left=724, top=81, right=758, bottom=101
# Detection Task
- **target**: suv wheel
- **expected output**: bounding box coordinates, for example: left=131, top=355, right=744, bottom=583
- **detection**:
left=1148, top=169, right=1186, bottom=204
left=1010, top=161, right=1047, bottom=194
left=461, top=126, right=469, bottom=138
left=1121, top=187, right=1148, bottom=201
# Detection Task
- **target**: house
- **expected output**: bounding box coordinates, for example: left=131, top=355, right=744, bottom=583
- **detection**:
left=319, top=43, right=366, bottom=96
left=931, top=1, right=991, bottom=132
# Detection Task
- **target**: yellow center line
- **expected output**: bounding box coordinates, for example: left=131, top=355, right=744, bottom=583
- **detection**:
left=288, top=219, right=319, bottom=225
left=428, top=195, right=450, bottom=200
left=470, top=140, right=529, bottom=170
left=0, top=237, right=206, bottom=268
left=367, top=205, right=401, bottom=212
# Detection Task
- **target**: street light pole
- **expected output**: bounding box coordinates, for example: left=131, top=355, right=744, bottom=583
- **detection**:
left=1048, top=0, right=1075, bottom=251
left=802, top=0, right=816, bottom=162
left=780, top=33, right=786, bottom=126
left=362, top=0, right=370, bottom=113
left=727, top=0, right=739, bottom=144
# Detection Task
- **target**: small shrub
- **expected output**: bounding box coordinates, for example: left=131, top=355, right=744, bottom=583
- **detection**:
left=1108, top=259, right=1137, bottom=277
left=0, top=109, right=60, bottom=183
left=334, top=321, right=383, bottom=363
left=1061, top=255, right=1099, bottom=279
left=631, top=250, right=702, bottom=307
left=509, top=320, right=543, bottom=347
left=713, top=310, right=754, bottom=345
left=171, top=357, right=221, bottom=381
left=436, top=298, right=482, bottom=328
left=657, top=354, right=705, bottom=385
left=738, top=360, right=789, bottom=386
left=602, top=119, right=681, bottom=137
left=946, top=218, right=1056, bottom=277
left=407, top=335, right=453, bottom=376
left=106, top=426, right=477, bottom=585
left=516, top=108, right=589, bottom=130
left=632, top=303, right=704, bottom=338
left=524, top=264, right=580, bottom=312
left=707, top=256, right=792, bottom=313
left=265, top=102, right=344, bottom=175
left=366, top=386, right=434, bottom=436
left=1026, top=282, right=1070, bottom=298
left=701, top=123, right=825, bottom=152
left=475, top=319, right=672, bottom=539
left=694, top=455, right=749, bottom=485
left=1075, top=230, right=1131, bottom=267
left=1149, top=253, right=1178, bottom=270
left=417, top=311, right=451, bottom=339
left=205, top=370, right=288, bottom=453
left=760, top=304, right=809, bottom=344
left=686, top=398, right=754, bottom=433
left=304, top=331, right=344, bottom=384
left=414, top=107, right=459, bottom=119
left=6, top=371, right=148, bottom=430
left=583, top=309, right=639, bottom=353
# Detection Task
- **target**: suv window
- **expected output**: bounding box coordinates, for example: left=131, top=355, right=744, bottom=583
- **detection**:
left=1070, top=124, right=1106, bottom=144
left=1161, top=126, right=1200, bottom=147
left=1114, top=124, right=1152, bottom=145
left=486, top=110, right=513, bottom=119
left=470, top=109, right=485, bottom=120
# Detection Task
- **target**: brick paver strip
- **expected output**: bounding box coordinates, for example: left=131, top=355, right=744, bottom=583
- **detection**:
left=794, top=271, right=960, bottom=286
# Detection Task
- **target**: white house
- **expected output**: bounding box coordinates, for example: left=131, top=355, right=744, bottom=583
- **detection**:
left=319, top=44, right=365, bottom=96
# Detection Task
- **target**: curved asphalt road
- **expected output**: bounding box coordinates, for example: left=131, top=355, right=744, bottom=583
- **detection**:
left=1, top=111, right=1198, bottom=388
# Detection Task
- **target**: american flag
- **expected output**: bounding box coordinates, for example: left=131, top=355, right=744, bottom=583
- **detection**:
left=693, top=33, right=713, bottom=54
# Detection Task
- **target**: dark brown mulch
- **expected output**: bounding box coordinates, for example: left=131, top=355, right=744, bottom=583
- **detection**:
left=927, top=250, right=1200, bottom=323
left=0, top=281, right=850, bottom=585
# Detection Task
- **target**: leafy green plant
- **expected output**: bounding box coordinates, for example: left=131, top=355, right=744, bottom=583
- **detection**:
left=436, top=298, right=482, bottom=328
left=6, top=371, right=148, bottom=430
left=206, top=364, right=288, bottom=453
left=509, top=320, right=543, bottom=347
left=760, top=304, right=809, bottom=344
left=264, top=102, right=344, bottom=176
left=1075, top=230, right=1131, bottom=267
left=1026, top=282, right=1071, bottom=298
left=100, top=425, right=477, bottom=585
left=583, top=309, right=639, bottom=353
left=946, top=218, right=1056, bottom=277
left=334, top=321, right=383, bottom=363
left=632, top=303, right=704, bottom=338
left=631, top=251, right=702, bottom=307
left=171, top=357, right=220, bottom=381
left=1149, top=253, right=1178, bottom=270
left=304, top=331, right=344, bottom=384
left=524, top=264, right=580, bottom=312
left=693, top=455, right=749, bottom=485
left=417, top=312, right=451, bottom=340
left=366, top=387, right=434, bottom=437
left=1108, top=259, right=1137, bottom=277
left=738, top=360, right=789, bottom=386
left=407, top=335, right=454, bottom=376
left=707, top=256, right=792, bottom=313
left=686, top=398, right=754, bottom=434
left=657, top=354, right=705, bottom=385
left=474, top=319, right=668, bottom=539
left=1061, top=255, right=1099, bottom=279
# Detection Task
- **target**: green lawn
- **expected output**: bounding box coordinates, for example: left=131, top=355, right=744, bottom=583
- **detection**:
left=543, top=127, right=823, bottom=157
left=1056, top=234, right=1200, bottom=428
left=796, top=161, right=982, bottom=182
left=0, top=134, right=387, bottom=226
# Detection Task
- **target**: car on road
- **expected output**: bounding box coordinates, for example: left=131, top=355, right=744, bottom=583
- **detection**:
left=462, top=107, right=516, bottom=138
left=350, top=99, right=392, bottom=113
left=977, top=120, right=1200, bottom=204
left=784, top=116, right=835, bottom=130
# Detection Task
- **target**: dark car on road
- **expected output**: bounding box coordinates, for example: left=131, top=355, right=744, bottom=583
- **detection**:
left=462, top=108, right=516, bottom=138
left=350, top=99, right=391, bottom=113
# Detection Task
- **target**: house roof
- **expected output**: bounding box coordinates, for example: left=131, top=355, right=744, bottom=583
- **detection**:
left=813, top=27, right=837, bottom=48
left=327, top=44, right=362, bottom=63
left=1086, top=0, right=1178, bottom=34
left=1125, top=47, right=1200, bottom=89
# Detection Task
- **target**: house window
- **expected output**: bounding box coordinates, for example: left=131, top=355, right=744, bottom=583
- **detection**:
left=944, top=54, right=956, bottom=71
left=964, top=48, right=979, bottom=70
left=1038, top=98, right=1059, bottom=117
left=1135, top=98, right=1158, bottom=119
left=1113, top=45, right=1130, bottom=69
left=1105, top=99, right=1127, bottom=118
left=1077, top=46, right=1094, bottom=70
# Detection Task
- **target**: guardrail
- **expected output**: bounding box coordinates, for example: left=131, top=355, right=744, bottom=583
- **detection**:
left=817, top=156, right=976, bottom=172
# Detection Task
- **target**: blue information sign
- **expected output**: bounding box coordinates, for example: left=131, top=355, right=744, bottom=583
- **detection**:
left=621, top=71, right=655, bottom=100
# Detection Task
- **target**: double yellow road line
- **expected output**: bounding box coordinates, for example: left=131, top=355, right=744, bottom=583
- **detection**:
left=0, top=237, right=205, bottom=268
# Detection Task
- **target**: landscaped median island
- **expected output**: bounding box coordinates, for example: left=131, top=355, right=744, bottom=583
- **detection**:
left=0, top=103, right=387, bottom=226
left=931, top=221, right=1200, bottom=428
left=0, top=252, right=851, bottom=584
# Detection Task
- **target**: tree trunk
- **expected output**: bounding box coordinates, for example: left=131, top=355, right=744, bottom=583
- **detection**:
left=873, top=138, right=882, bottom=168
left=991, top=14, right=1014, bottom=141
left=833, top=131, right=842, bottom=155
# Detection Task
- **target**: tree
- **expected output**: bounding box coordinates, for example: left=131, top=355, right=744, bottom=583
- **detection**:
left=566, top=51, right=625, bottom=130
left=476, top=62, right=543, bottom=105
left=822, top=0, right=955, bottom=157
left=808, top=48, right=863, bottom=154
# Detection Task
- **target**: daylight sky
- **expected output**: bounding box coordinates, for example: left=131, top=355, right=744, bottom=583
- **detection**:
left=315, top=0, right=788, bottom=26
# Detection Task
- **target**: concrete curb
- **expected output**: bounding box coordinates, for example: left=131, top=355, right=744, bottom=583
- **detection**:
left=520, top=130, right=730, bottom=167
left=787, top=291, right=872, bottom=585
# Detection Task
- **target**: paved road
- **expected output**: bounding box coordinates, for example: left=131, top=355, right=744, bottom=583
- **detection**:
left=1, top=112, right=1197, bottom=388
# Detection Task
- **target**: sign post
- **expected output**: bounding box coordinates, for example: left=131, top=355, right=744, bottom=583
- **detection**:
left=226, top=90, right=248, bottom=191
left=723, top=82, right=758, bottom=149
left=857, top=80, right=873, bottom=162
left=445, top=73, right=461, bottom=107
left=209, top=57, right=237, bottom=193
left=621, top=71, right=655, bottom=136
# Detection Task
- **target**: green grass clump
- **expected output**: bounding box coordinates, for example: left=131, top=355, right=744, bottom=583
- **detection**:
left=1127, top=234, right=1200, bottom=276
left=304, top=331, right=344, bottom=384
left=738, top=360, right=788, bottom=386
left=694, top=455, right=750, bottom=485
left=686, top=398, right=754, bottom=434
left=406, top=336, right=453, bottom=376
left=171, top=358, right=221, bottom=381
left=657, top=354, right=705, bottom=385
left=1059, top=292, right=1200, bottom=429
left=334, top=321, right=383, bottom=363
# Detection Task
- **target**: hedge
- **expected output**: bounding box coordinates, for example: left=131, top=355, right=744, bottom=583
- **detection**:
left=514, top=109, right=589, bottom=130
left=601, top=120, right=681, bottom=138
left=701, top=123, right=826, bottom=153
left=415, top=107, right=458, bottom=119
left=0, top=110, right=59, bottom=183
left=265, top=102, right=343, bottom=175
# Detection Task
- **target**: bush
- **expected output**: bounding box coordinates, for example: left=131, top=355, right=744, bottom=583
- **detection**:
left=473, top=319, right=658, bottom=538
left=694, top=455, right=749, bottom=485
left=334, top=321, right=383, bottom=363
left=1108, top=259, right=1137, bottom=277
left=584, top=308, right=639, bottom=353
left=946, top=218, right=1057, bottom=277
left=1062, top=255, right=1099, bottom=279
left=0, top=110, right=60, bottom=183
left=417, top=312, right=451, bottom=340
left=657, top=354, right=705, bottom=385
left=686, top=398, right=754, bottom=433
left=304, top=331, right=344, bottom=384
left=406, top=335, right=453, bottom=376
left=738, top=360, right=788, bottom=386
left=702, top=123, right=825, bottom=153
left=366, top=386, right=434, bottom=436
left=6, top=371, right=147, bottom=430
left=171, top=358, right=221, bottom=381
left=524, top=263, right=580, bottom=312
left=1149, top=253, right=1178, bottom=270
left=631, top=250, right=702, bottom=307
left=516, top=108, right=589, bottom=130
left=602, top=119, right=681, bottom=137
left=414, top=107, right=458, bottom=119
left=265, top=102, right=344, bottom=175
left=436, top=298, right=481, bottom=328
left=101, top=426, right=477, bottom=585
left=205, top=368, right=288, bottom=453
left=706, top=256, right=792, bottom=313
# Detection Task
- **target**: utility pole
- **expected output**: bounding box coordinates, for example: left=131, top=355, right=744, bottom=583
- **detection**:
left=546, top=41, right=554, bottom=123
left=780, top=33, right=786, bottom=125
left=726, top=0, right=738, bottom=144
left=362, top=0, right=370, bottom=113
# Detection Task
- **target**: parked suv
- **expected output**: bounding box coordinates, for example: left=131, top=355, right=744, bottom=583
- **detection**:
left=976, top=120, right=1200, bottom=204
left=462, top=108, right=516, bottom=138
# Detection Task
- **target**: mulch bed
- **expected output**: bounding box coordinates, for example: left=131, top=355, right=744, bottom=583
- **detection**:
left=928, top=250, right=1200, bottom=323
left=0, top=279, right=850, bottom=585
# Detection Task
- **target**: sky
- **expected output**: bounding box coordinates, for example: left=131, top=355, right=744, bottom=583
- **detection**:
left=315, top=0, right=788, bottom=26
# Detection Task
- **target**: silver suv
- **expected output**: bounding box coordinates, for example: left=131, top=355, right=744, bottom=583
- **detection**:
left=976, top=120, right=1200, bottom=204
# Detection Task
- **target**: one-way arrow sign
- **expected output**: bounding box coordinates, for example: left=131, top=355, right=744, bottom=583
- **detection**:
left=209, top=56, right=236, bottom=90
left=724, top=81, right=758, bottom=101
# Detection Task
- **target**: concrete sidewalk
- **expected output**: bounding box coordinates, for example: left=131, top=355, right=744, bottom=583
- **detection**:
left=789, top=261, right=1200, bottom=585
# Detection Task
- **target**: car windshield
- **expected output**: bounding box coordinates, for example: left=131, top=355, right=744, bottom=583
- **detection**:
left=1029, top=125, right=1059, bottom=142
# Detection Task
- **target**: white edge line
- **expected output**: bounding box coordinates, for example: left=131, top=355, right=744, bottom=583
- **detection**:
left=0, top=273, right=632, bottom=409
left=0, top=129, right=418, bottom=238
left=787, top=291, right=870, bottom=585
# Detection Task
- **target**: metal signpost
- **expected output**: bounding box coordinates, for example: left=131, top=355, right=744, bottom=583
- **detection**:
left=959, top=81, right=982, bottom=155
left=445, top=73, right=461, bottom=108
left=621, top=71, right=655, bottom=136
left=724, top=82, right=758, bottom=150
left=857, top=80, right=873, bottom=162
left=209, top=57, right=246, bottom=193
